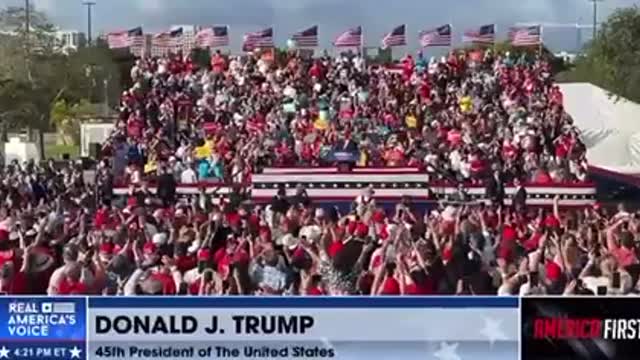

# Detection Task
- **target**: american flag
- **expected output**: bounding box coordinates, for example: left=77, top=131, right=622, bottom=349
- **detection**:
left=381, top=24, right=406, bottom=49
left=508, top=25, right=542, bottom=46
left=419, top=24, right=452, bottom=47
left=107, top=27, right=144, bottom=49
left=334, top=26, right=362, bottom=48
left=462, top=24, right=495, bottom=44
left=196, top=26, right=229, bottom=48
left=152, top=27, right=184, bottom=53
left=291, top=25, right=319, bottom=47
left=243, top=27, right=274, bottom=51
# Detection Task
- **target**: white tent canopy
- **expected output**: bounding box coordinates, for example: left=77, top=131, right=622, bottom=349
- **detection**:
left=560, top=83, right=640, bottom=175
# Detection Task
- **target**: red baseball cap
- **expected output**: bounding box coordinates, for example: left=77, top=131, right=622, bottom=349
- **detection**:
left=99, top=243, right=114, bottom=255
left=197, top=248, right=211, bottom=262
left=381, top=277, right=401, bottom=295
left=545, top=261, right=562, bottom=282
left=372, top=211, right=386, bottom=224
left=143, top=242, right=157, bottom=255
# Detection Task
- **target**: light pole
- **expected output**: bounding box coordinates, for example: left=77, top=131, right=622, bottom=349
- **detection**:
left=24, top=0, right=30, bottom=38
left=82, top=1, right=96, bottom=46
left=103, top=77, right=109, bottom=116
left=588, top=0, right=604, bottom=40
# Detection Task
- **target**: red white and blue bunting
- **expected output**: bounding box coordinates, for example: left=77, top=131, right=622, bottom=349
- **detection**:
left=113, top=168, right=597, bottom=207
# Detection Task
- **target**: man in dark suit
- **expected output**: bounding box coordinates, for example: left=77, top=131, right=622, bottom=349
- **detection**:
left=485, top=169, right=505, bottom=206
left=334, top=134, right=358, bottom=154
left=270, top=186, right=290, bottom=214
left=157, top=166, right=177, bottom=207
left=512, top=178, right=527, bottom=213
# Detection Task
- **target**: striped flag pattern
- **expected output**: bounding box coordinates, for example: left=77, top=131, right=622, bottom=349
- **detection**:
left=152, top=27, right=184, bottom=54
left=462, top=24, right=495, bottom=44
left=419, top=24, right=452, bottom=47
left=291, top=25, right=319, bottom=47
left=196, top=26, right=229, bottom=48
left=243, top=27, right=274, bottom=51
left=381, top=24, right=406, bottom=48
left=107, top=27, right=144, bottom=49
left=508, top=25, right=542, bottom=46
left=334, top=26, right=362, bottom=48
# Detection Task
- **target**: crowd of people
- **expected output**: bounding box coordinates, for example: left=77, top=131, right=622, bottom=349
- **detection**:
left=104, top=48, right=588, bottom=186
left=2, top=47, right=634, bottom=298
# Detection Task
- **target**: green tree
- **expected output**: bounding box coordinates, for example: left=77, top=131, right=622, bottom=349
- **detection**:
left=50, top=99, right=99, bottom=145
left=565, top=6, right=640, bottom=102
left=0, top=4, right=120, bottom=157
left=0, top=78, right=38, bottom=141
left=191, top=48, right=212, bottom=70
left=66, top=46, right=122, bottom=109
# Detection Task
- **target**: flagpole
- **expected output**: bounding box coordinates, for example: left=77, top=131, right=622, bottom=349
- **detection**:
left=224, top=25, right=230, bottom=56
left=493, top=23, right=497, bottom=54
left=361, top=26, right=366, bottom=71
left=449, top=22, right=453, bottom=54
left=538, top=24, right=544, bottom=58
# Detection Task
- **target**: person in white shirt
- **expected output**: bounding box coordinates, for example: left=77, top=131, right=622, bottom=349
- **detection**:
left=180, top=161, right=198, bottom=184
left=353, top=55, right=364, bottom=72
left=355, top=187, right=376, bottom=217
left=519, top=275, right=547, bottom=296
left=579, top=253, right=632, bottom=295
left=283, top=84, right=296, bottom=99
left=449, top=149, right=462, bottom=173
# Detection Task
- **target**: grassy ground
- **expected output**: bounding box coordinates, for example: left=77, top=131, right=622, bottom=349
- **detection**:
left=45, top=144, right=80, bottom=160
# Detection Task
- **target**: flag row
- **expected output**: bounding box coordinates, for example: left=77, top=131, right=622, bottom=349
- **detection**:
left=107, top=24, right=543, bottom=53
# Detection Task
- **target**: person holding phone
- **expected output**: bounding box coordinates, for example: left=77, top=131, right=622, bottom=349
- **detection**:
left=198, top=268, right=224, bottom=295
left=579, top=252, right=632, bottom=295
left=519, top=271, right=547, bottom=296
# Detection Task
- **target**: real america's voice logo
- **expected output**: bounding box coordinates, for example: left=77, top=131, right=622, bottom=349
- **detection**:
left=0, top=300, right=83, bottom=360
left=7, top=301, right=77, bottom=336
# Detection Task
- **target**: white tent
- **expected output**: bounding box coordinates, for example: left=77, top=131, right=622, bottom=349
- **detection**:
left=560, top=83, right=640, bottom=175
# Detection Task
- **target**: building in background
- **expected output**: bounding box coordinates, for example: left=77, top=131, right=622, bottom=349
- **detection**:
left=148, top=25, right=198, bottom=58
left=554, top=51, right=578, bottom=64
left=130, top=34, right=151, bottom=58
left=55, top=30, right=87, bottom=53
left=172, top=25, right=198, bottom=54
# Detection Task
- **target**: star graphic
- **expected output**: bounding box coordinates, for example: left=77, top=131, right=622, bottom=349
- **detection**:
left=480, top=317, right=508, bottom=347
left=0, top=346, right=9, bottom=359
left=69, top=346, right=82, bottom=359
left=433, top=342, right=461, bottom=360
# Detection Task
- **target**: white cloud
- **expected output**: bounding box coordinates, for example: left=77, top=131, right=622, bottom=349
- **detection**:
left=33, top=0, right=56, bottom=13
left=136, top=0, right=164, bottom=13
left=264, top=0, right=341, bottom=11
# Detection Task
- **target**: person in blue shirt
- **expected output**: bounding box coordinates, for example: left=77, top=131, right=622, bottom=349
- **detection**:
left=197, top=159, right=211, bottom=180
left=210, top=155, right=224, bottom=180
left=415, top=51, right=428, bottom=73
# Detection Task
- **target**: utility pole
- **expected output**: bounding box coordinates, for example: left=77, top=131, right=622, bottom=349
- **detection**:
left=82, top=1, right=96, bottom=46
left=588, top=0, right=604, bottom=40
left=24, top=0, right=30, bottom=51
left=103, top=77, right=109, bottom=116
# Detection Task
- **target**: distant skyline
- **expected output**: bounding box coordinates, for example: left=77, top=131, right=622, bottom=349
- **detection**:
left=1, top=0, right=639, bottom=52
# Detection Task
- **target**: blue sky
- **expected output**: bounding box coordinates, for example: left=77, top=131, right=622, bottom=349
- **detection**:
left=1, top=0, right=639, bottom=51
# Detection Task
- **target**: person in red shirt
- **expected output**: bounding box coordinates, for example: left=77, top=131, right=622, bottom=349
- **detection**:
left=376, top=263, right=401, bottom=295
left=402, top=55, right=415, bottom=81
left=57, top=263, right=88, bottom=295
left=211, top=51, right=227, bottom=74
left=148, top=271, right=177, bottom=295
left=309, top=61, right=324, bottom=79
left=606, top=217, right=639, bottom=268
left=0, top=262, right=27, bottom=295
left=304, top=274, right=326, bottom=295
